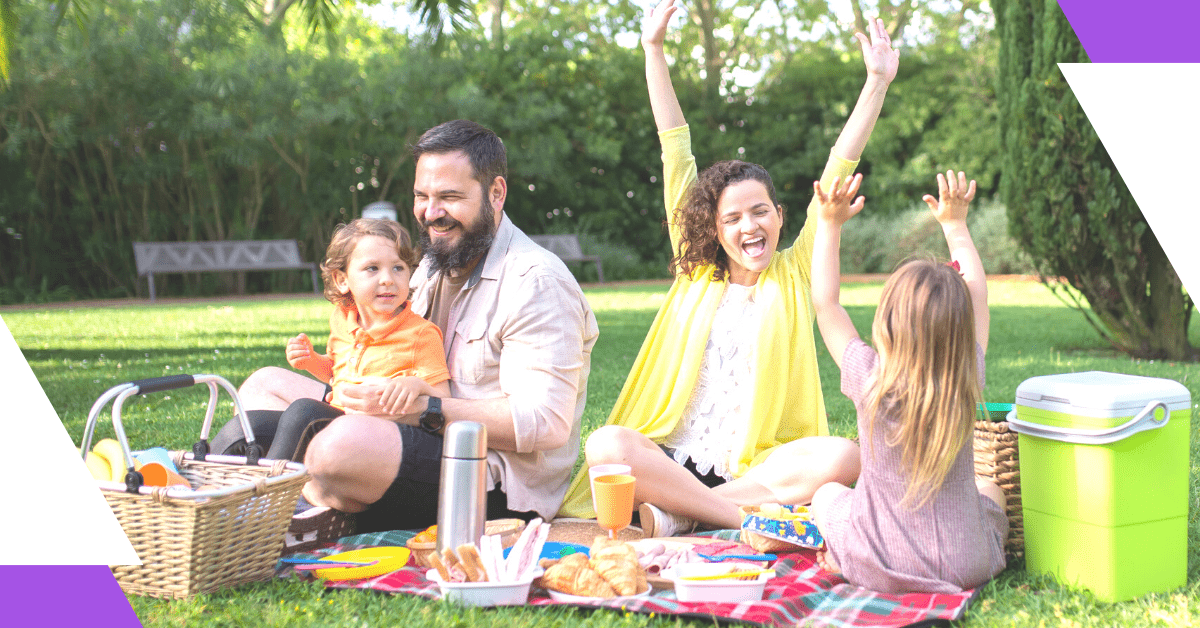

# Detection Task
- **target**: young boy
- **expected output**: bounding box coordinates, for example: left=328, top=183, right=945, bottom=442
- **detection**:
left=214, top=218, right=450, bottom=463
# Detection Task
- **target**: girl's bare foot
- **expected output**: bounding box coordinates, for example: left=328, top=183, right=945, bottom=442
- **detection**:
left=815, top=550, right=840, bottom=574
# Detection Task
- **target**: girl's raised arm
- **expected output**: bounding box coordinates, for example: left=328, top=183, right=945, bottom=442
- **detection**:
left=923, top=171, right=989, bottom=352
left=831, top=18, right=899, bottom=162
left=643, top=0, right=686, bottom=132
left=811, top=174, right=866, bottom=369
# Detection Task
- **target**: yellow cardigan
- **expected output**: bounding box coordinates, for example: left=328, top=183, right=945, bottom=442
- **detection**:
left=558, top=125, right=858, bottom=518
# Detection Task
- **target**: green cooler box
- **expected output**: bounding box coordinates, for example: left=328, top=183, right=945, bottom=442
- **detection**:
left=1008, top=371, right=1190, bottom=602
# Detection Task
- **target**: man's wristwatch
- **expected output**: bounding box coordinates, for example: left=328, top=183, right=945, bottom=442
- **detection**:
left=418, top=397, right=445, bottom=434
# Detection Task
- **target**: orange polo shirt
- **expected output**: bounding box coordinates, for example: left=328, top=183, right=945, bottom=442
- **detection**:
left=326, top=302, right=451, bottom=397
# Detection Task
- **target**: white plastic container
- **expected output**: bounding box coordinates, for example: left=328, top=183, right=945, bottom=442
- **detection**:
left=426, top=568, right=543, bottom=607
left=661, top=563, right=771, bottom=603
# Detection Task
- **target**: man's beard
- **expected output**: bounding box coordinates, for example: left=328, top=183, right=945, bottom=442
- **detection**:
left=419, top=196, right=496, bottom=274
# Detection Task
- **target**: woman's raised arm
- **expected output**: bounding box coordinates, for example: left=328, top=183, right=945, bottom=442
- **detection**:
left=831, top=18, right=899, bottom=162
left=643, top=0, right=686, bottom=132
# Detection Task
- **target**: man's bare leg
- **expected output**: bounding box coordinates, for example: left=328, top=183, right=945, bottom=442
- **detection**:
left=238, top=366, right=326, bottom=411
left=210, top=367, right=329, bottom=455
left=301, top=414, right=404, bottom=513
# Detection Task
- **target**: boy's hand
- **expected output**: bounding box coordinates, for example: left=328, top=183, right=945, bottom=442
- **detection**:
left=329, top=381, right=380, bottom=415
left=642, top=0, right=680, bottom=50
left=813, top=174, right=866, bottom=227
left=855, top=17, right=899, bottom=85
left=379, top=376, right=436, bottom=416
left=922, top=170, right=977, bottom=224
left=285, top=333, right=319, bottom=370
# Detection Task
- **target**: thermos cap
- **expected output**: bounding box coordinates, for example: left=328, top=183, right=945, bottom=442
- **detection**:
left=442, top=421, right=487, bottom=459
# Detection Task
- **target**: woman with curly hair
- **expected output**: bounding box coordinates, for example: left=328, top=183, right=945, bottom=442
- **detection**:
left=557, top=0, right=899, bottom=535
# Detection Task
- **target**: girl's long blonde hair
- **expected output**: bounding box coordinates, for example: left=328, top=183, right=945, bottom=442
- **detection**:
left=866, top=259, right=981, bottom=509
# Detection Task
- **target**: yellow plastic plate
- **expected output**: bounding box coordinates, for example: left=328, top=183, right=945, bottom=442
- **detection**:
left=314, top=547, right=411, bottom=581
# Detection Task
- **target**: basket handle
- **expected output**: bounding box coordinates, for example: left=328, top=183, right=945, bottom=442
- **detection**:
left=128, top=374, right=197, bottom=394
left=80, top=374, right=261, bottom=492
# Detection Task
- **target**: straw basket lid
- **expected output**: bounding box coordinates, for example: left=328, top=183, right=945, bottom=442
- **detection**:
left=543, top=518, right=644, bottom=545
left=407, top=518, right=528, bottom=568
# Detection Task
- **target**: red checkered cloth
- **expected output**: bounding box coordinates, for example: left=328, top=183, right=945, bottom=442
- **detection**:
left=277, top=530, right=977, bottom=628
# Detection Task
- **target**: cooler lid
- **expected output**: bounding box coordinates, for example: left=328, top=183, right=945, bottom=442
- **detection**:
left=1015, top=371, right=1190, bottom=417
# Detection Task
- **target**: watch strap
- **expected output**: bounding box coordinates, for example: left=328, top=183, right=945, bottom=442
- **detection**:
left=419, top=396, right=445, bottom=433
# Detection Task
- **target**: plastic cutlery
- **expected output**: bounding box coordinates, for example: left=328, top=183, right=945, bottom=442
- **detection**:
left=697, top=553, right=776, bottom=562
left=680, top=569, right=776, bottom=581
left=291, top=561, right=379, bottom=571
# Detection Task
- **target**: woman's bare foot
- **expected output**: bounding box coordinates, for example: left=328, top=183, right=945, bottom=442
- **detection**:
left=815, top=550, right=840, bottom=574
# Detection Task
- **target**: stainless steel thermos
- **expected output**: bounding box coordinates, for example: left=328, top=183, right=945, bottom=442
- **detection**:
left=435, top=421, right=488, bottom=555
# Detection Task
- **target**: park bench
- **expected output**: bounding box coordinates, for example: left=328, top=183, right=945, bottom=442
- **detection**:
left=133, top=240, right=321, bottom=302
left=528, top=234, right=604, bottom=283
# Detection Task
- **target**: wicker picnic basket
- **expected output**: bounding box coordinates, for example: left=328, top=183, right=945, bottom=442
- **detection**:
left=81, top=374, right=309, bottom=598
left=974, top=404, right=1023, bottom=559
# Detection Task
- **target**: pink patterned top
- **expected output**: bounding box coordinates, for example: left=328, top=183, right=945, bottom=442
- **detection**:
left=821, top=338, right=1007, bottom=594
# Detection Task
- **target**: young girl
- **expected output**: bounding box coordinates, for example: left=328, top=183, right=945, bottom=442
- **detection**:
left=211, top=218, right=451, bottom=462
left=557, top=0, right=898, bottom=535
left=809, top=171, right=1007, bottom=594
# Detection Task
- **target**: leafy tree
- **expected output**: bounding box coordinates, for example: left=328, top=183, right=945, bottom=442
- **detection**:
left=835, top=0, right=988, bottom=42
left=0, top=0, right=1023, bottom=300
left=0, top=0, right=473, bottom=82
left=0, top=0, right=15, bottom=79
left=995, top=0, right=1193, bottom=360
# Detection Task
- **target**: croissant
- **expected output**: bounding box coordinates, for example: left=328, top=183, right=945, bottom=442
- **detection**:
left=589, top=537, right=638, bottom=562
left=539, top=553, right=617, bottom=598
left=589, top=538, right=647, bottom=596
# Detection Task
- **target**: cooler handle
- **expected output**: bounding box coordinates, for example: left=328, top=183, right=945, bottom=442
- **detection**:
left=1006, top=400, right=1170, bottom=445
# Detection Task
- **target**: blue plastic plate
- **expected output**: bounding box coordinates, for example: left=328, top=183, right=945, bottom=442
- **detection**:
left=503, top=541, right=588, bottom=561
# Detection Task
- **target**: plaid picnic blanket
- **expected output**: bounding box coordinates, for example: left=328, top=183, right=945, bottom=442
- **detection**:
left=277, top=530, right=977, bottom=628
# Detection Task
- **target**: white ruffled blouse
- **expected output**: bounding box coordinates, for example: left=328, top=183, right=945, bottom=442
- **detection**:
left=663, top=282, right=760, bottom=480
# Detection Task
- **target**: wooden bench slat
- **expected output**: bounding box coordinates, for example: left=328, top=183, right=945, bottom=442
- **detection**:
left=133, top=240, right=321, bottom=302
left=528, top=234, right=604, bottom=283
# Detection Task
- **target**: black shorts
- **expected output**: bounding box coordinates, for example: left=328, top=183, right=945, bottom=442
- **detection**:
left=660, top=445, right=729, bottom=489
left=354, top=423, right=539, bottom=533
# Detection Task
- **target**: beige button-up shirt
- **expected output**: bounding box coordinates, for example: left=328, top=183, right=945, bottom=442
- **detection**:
left=410, top=214, right=599, bottom=519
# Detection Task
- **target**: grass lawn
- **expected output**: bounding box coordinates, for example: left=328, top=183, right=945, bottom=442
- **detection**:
left=4, top=279, right=1198, bottom=627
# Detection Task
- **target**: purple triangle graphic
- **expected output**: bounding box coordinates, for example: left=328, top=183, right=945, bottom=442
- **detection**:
left=1058, top=0, right=1200, bottom=62
left=0, top=566, right=142, bottom=626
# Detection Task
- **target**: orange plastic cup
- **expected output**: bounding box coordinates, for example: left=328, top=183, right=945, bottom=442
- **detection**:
left=592, top=474, right=636, bottom=539
left=140, top=462, right=191, bottom=488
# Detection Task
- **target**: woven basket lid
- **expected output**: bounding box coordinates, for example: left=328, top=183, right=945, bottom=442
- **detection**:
left=545, top=518, right=645, bottom=545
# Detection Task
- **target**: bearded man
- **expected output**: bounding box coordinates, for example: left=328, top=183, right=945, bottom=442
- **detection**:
left=213, top=120, right=598, bottom=542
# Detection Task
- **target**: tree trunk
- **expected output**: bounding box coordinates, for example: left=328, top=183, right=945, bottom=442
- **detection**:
left=693, top=0, right=721, bottom=109
left=1143, top=238, right=1194, bottom=360
left=491, top=0, right=504, bottom=49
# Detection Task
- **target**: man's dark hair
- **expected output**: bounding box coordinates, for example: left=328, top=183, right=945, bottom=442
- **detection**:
left=412, top=120, right=507, bottom=194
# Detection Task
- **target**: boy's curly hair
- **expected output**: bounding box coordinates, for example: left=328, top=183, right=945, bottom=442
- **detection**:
left=321, top=218, right=420, bottom=309
left=670, top=160, right=782, bottom=282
